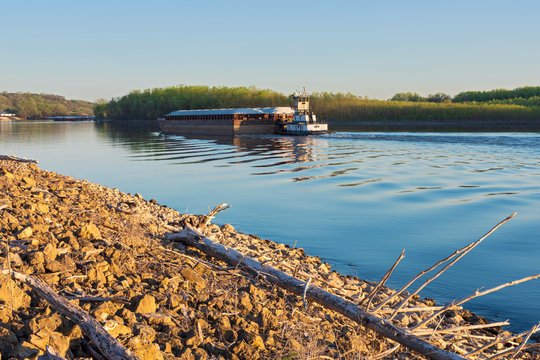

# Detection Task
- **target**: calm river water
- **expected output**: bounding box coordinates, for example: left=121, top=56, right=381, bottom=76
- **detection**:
left=1, top=120, right=539, bottom=332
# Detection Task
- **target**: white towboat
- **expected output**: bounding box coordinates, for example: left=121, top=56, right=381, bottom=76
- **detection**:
left=278, top=88, right=328, bottom=135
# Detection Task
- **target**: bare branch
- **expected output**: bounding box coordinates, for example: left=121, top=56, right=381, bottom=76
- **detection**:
left=388, top=213, right=517, bottom=319
left=412, top=274, right=540, bottom=330
left=361, top=248, right=405, bottom=310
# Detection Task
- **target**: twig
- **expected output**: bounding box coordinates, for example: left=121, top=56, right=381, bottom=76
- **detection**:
left=465, top=328, right=533, bottom=356
left=199, top=203, right=230, bottom=230
left=6, top=237, right=14, bottom=317
left=377, top=305, right=462, bottom=314
left=508, top=322, right=540, bottom=360
left=388, top=212, right=517, bottom=320
left=485, top=343, right=540, bottom=360
left=413, top=321, right=510, bottom=336
left=368, top=344, right=401, bottom=359
left=361, top=249, right=405, bottom=310
left=412, top=273, right=540, bottom=330
left=66, top=296, right=130, bottom=304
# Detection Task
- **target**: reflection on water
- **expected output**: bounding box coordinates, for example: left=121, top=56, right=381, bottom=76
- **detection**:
left=1, top=120, right=540, bottom=332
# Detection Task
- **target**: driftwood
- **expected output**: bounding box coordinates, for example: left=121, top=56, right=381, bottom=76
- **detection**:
left=384, top=213, right=517, bottom=319
left=0, top=154, right=38, bottom=164
left=0, top=269, right=139, bottom=360
left=166, top=225, right=467, bottom=360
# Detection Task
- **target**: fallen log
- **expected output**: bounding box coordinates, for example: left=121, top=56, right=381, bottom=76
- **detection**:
left=0, top=269, right=139, bottom=360
left=166, top=225, right=466, bottom=360
left=0, top=154, right=38, bottom=164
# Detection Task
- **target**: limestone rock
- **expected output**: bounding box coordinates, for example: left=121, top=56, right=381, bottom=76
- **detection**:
left=79, top=222, right=101, bottom=240
left=104, top=320, right=132, bottom=338
left=181, top=267, right=206, bottom=290
left=0, top=275, right=31, bottom=310
left=22, top=176, right=36, bottom=187
left=17, top=226, right=33, bottom=240
left=135, top=294, right=157, bottom=314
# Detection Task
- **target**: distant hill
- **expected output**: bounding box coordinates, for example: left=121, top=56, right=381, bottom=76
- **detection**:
left=0, top=92, right=94, bottom=119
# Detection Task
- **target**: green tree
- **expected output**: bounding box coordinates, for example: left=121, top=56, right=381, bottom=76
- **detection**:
left=426, top=93, right=452, bottom=103
left=15, top=98, right=38, bottom=120
left=391, top=92, right=424, bottom=102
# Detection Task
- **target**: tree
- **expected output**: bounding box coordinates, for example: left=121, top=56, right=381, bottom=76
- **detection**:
left=15, top=98, right=38, bottom=120
left=426, top=93, right=452, bottom=103
left=391, top=92, right=424, bottom=102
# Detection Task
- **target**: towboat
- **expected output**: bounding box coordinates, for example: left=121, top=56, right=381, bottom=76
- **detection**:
left=277, top=89, right=328, bottom=135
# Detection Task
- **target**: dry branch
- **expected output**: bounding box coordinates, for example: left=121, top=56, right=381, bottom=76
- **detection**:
left=412, top=321, right=510, bottom=336
left=166, top=225, right=467, bottom=360
left=65, top=295, right=130, bottom=304
left=388, top=213, right=517, bottom=319
left=0, top=269, right=139, bottom=360
left=361, top=248, right=405, bottom=310
left=508, top=323, right=540, bottom=360
left=0, top=154, right=38, bottom=164
left=199, top=203, right=230, bottom=230
left=412, top=274, right=540, bottom=331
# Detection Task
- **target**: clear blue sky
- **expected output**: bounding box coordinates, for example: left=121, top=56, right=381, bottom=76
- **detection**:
left=1, top=0, right=539, bottom=101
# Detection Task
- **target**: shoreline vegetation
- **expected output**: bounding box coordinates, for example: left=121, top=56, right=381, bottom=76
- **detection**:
left=1, top=158, right=539, bottom=359
left=93, top=85, right=540, bottom=126
left=0, top=92, right=93, bottom=121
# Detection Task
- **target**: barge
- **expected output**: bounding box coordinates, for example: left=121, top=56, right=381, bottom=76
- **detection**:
left=158, top=89, right=328, bottom=136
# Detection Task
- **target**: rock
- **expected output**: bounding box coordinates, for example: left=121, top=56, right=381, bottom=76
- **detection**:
left=36, top=203, right=49, bottom=214
left=45, top=260, right=64, bottom=273
left=251, top=335, right=266, bottom=350
left=1, top=169, right=14, bottom=180
left=127, top=337, right=164, bottom=360
left=27, top=314, right=63, bottom=334
left=135, top=294, right=157, bottom=314
left=43, top=243, right=58, bottom=262
left=0, top=275, right=31, bottom=310
left=14, top=341, right=40, bottom=359
left=232, top=341, right=259, bottom=360
left=22, top=176, right=36, bottom=187
left=181, top=267, right=206, bottom=291
left=17, top=226, right=33, bottom=240
left=104, top=320, right=132, bottom=338
left=221, top=224, right=236, bottom=233
left=0, top=326, right=18, bottom=355
left=79, top=222, right=101, bottom=240
left=28, top=251, right=45, bottom=265
left=238, top=291, right=253, bottom=312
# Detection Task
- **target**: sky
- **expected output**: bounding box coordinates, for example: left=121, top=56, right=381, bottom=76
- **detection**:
left=1, top=0, right=539, bottom=102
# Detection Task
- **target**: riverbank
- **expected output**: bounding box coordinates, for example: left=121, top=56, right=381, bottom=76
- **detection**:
left=0, top=159, right=538, bottom=359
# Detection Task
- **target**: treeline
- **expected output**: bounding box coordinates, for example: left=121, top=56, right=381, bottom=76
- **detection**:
left=95, top=85, right=540, bottom=123
left=391, top=86, right=540, bottom=107
left=453, top=86, right=540, bottom=103
left=311, top=94, right=540, bottom=123
left=94, top=85, right=289, bottom=120
left=0, top=92, right=94, bottom=119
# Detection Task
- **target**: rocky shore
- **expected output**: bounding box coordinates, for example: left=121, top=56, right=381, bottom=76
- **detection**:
left=0, top=159, right=538, bottom=359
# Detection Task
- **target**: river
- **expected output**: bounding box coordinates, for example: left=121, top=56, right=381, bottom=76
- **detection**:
left=1, top=119, right=539, bottom=332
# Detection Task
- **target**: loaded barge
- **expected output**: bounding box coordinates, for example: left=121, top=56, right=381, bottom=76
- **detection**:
left=158, top=90, right=328, bottom=136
